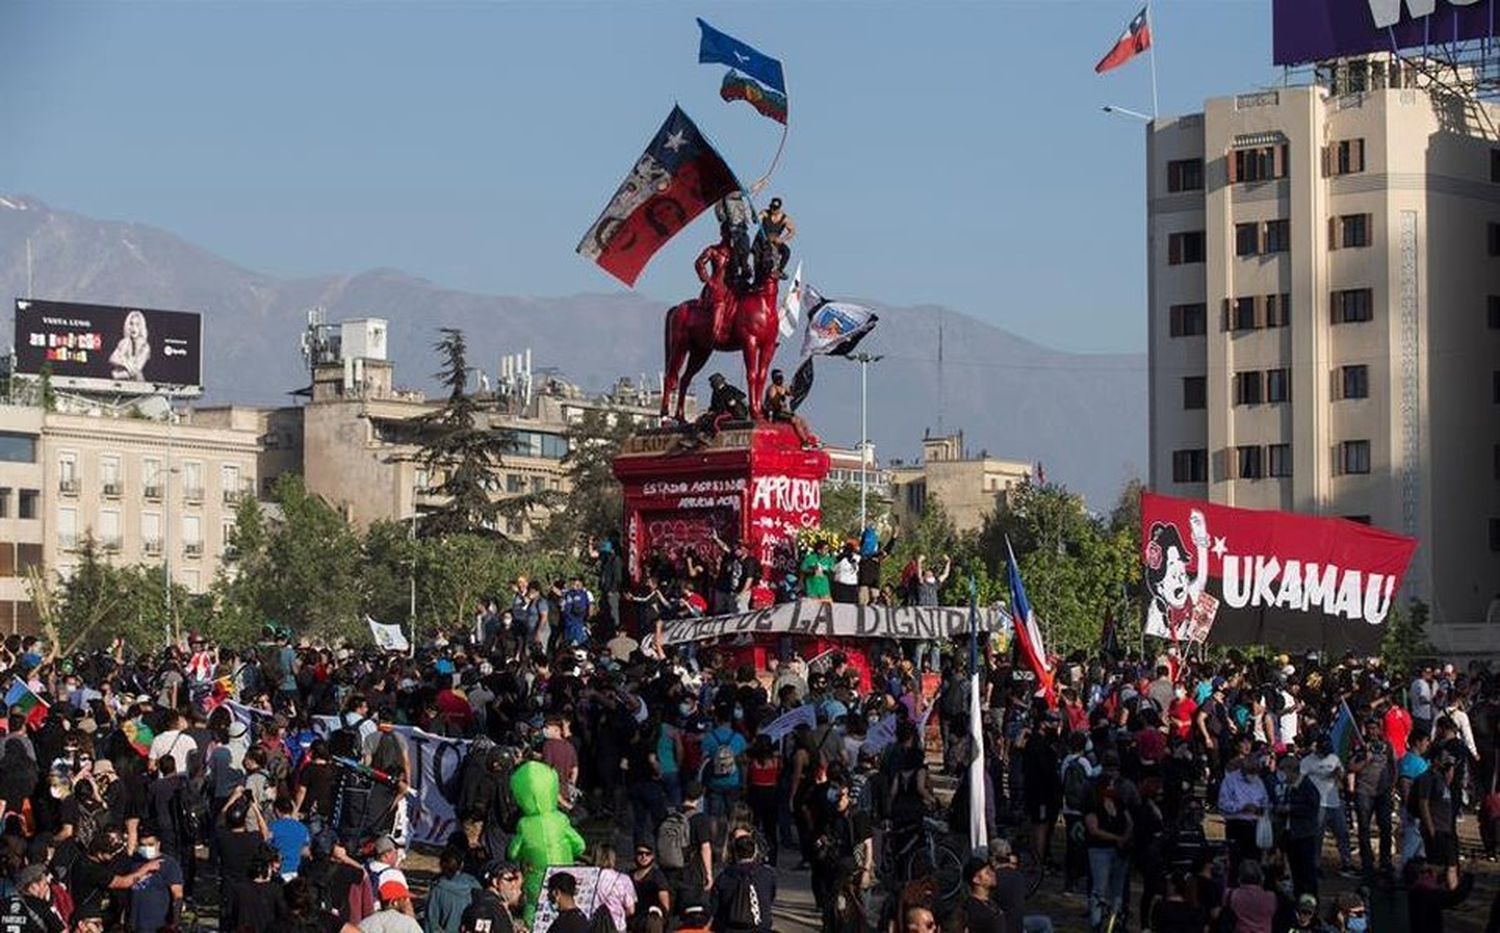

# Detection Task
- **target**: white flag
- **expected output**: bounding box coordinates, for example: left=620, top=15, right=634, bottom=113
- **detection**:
left=779, top=261, right=804, bottom=338
left=367, top=615, right=410, bottom=652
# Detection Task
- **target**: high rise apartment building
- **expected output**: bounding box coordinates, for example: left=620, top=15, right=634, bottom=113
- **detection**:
left=1147, top=59, right=1500, bottom=645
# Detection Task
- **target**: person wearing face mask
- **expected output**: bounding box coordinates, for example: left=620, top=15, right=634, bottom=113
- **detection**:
left=123, top=831, right=183, bottom=933
left=1, top=864, right=64, bottom=933
left=1217, top=754, right=1270, bottom=878
left=71, top=832, right=159, bottom=929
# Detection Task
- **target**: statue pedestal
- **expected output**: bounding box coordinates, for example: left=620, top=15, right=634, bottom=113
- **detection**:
left=612, top=421, right=830, bottom=593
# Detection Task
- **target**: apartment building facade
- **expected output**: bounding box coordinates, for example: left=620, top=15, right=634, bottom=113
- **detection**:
left=1147, top=60, right=1500, bottom=645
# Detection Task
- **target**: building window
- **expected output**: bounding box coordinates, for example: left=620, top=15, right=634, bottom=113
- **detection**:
left=18, top=490, right=38, bottom=521
left=0, top=434, right=36, bottom=464
left=507, top=474, right=526, bottom=494
left=143, top=458, right=162, bottom=500
left=1491, top=149, right=1500, bottom=183
left=1169, top=303, right=1207, bottom=337
left=1331, top=288, right=1374, bottom=323
left=1490, top=222, right=1500, bottom=257
left=98, top=509, right=121, bottom=551
left=1168, top=231, right=1206, bottom=265
left=1494, top=371, right=1500, bottom=403
left=1266, top=368, right=1291, bottom=403
left=101, top=456, right=122, bottom=498
left=183, top=515, right=202, bottom=557
left=1264, top=219, right=1290, bottom=253
left=1339, top=440, right=1372, bottom=475
left=1267, top=443, right=1293, bottom=477
left=1172, top=449, right=1208, bottom=483
left=1235, top=371, right=1264, bottom=405
left=1489, top=296, right=1500, bottom=329
left=1183, top=376, right=1207, bottom=410
left=1167, top=158, right=1204, bottom=192
left=58, top=455, right=78, bottom=495
left=1236, top=223, right=1260, bottom=257
left=1333, top=213, right=1371, bottom=248
left=1494, top=443, right=1500, bottom=479
left=1340, top=364, right=1370, bottom=399
left=1333, top=138, right=1366, bottom=175
left=1229, top=297, right=1258, bottom=331
left=221, top=464, right=242, bottom=504
left=1265, top=293, right=1291, bottom=327
left=507, top=516, right=524, bottom=536
left=1492, top=518, right=1500, bottom=552
left=142, top=512, right=162, bottom=556
left=1237, top=445, right=1264, bottom=479
left=1231, top=145, right=1287, bottom=183
left=182, top=462, right=204, bottom=502
left=0, top=488, right=8, bottom=519
left=57, top=507, right=77, bottom=550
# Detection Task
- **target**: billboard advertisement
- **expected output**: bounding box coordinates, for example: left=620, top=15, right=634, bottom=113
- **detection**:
left=1140, top=492, right=1418, bottom=654
left=1274, top=0, right=1500, bottom=66
left=13, top=299, right=203, bottom=396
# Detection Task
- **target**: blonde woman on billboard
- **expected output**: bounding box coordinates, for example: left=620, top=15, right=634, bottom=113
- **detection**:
left=109, top=310, right=151, bottom=381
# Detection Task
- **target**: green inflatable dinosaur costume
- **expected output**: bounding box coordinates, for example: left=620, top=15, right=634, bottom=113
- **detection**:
left=507, top=760, right=585, bottom=919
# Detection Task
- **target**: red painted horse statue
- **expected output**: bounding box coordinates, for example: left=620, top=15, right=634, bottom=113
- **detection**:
left=661, top=243, right=779, bottom=422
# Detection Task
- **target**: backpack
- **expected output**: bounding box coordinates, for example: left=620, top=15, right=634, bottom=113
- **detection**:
left=723, top=871, right=763, bottom=931
left=656, top=809, right=692, bottom=870
left=709, top=730, right=738, bottom=779
left=170, top=780, right=203, bottom=841
left=588, top=906, right=621, bottom=933
left=1062, top=759, right=1092, bottom=812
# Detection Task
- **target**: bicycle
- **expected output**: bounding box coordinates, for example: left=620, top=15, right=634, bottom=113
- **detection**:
left=876, top=815, right=965, bottom=902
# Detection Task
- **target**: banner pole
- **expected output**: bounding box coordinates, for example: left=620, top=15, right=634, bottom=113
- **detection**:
left=1147, top=1, right=1160, bottom=120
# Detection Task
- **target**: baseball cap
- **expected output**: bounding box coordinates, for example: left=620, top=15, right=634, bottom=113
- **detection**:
left=1297, top=893, right=1318, bottom=911
left=481, top=860, right=522, bottom=884
left=15, top=863, right=48, bottom=887
left=378, top=879, right=410, bottom=903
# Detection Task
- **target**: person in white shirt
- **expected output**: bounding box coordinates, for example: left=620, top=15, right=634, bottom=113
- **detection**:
left=1299, top=736, right=1354, bottom=874
left=147, top=711, right=193, bottom=776
left=831, top=545, right=860, bottom=605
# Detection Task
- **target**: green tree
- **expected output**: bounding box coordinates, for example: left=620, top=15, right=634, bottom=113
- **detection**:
left=212, top=474, right=364, bottom=642
left=52, top=535, right=204, bottom=652
left=978, top=479, right=1137, bottom=655
left=882, top=502, right=975, bottom=603
left=541, top=408, right=635, bottom=548
left=410, top=328, right=534, bottom=537
left=1381, top=598, right=1434, bottom=677
left=817, top=484, right=891, bottom=542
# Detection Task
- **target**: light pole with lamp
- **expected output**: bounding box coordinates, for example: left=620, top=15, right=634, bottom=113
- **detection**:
left=846, top=353, right=884, bottom=530
left=1101, top=105, right=1153, bottom=122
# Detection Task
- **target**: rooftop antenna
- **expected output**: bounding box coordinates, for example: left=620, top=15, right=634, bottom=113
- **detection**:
left=25, top=238, right=33, bottom=297
left=936, top=308, right=945, bottom=436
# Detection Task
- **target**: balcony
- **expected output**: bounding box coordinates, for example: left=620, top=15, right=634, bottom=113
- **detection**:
left=59, top=479, right=80, bottom=497
left=101, top=536, right=122, bottom=554
left=222, top=544, right=240, bottom=563
left=102, top=482, right=123, bottom=500
left=143, top=538, right=163, bottom=557
left=144, top=484, right=163, bottom=502
left=222, top=484, right=250, bottom=506
left=183, top=487, right=204, bottom=505
left=184, top=542, right=204, bottom=559
left=58, top=533, right=78, bottom=550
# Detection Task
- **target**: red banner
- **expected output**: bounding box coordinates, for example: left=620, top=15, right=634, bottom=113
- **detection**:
left=1139, top=492, right=1418, bottom=653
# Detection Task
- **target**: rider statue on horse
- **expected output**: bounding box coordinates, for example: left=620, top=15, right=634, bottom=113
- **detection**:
left=661, top=193, right=794, bottom=424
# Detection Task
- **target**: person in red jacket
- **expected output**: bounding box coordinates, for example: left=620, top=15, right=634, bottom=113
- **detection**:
left=1383, top=694, right=1413, bottom=760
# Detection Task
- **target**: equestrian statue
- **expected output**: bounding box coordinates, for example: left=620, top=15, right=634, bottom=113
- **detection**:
left=660, top=194, right=793, bottom=424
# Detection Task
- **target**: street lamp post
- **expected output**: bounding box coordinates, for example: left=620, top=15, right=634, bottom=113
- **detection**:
left=848, top=353, right=884, bottom=530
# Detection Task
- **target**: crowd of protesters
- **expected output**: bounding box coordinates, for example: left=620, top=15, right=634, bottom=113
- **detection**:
left=0, top=532, right=1495, bottom=933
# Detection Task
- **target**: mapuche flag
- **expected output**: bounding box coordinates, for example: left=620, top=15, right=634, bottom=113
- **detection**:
left=698, top=20, right=788, bottom=125
left=4, top=679, right=48, bottom=730
left=1095, top=6, right=1152, bottom=74
left=577, top=106, right=741, bottom=287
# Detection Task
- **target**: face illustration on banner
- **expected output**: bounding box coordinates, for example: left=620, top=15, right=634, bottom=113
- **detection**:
left=1145, top=508, right=1219, bottom=641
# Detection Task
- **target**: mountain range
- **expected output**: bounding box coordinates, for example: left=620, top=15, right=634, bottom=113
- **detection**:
left=0, top=195, right=1147, bottom=508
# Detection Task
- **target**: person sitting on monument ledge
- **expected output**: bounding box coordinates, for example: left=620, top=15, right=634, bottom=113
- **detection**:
left=763, top=368, right=818, bottom=449
left=755, top=196, right=795, bottom=280
left=682, top=373, right=749, bottom=447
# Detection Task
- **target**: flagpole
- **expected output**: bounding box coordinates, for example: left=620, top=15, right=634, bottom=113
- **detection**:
left=1147, top=1, right=1160, bottom=120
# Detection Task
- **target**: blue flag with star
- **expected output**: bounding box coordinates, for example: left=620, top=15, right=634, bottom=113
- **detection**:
left=697, top=18, right=786, bottom=94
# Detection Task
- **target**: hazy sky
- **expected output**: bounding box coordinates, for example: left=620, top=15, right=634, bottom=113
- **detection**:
left=1, top=1, right=1276, bottom=353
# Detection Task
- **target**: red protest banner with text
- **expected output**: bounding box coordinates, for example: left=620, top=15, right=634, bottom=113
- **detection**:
left=1140, top=492, right=1418, bottom=653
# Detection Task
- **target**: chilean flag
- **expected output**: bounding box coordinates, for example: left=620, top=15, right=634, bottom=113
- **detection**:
left=1005, top=536, right=1056, bottom=706
left=577, top=106, right=741, bottom=287
left=1095, top=6, right=1152, bottom=74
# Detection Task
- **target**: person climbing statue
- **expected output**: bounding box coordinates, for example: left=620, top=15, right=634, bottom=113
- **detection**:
left=755, top=196, right=795, bottom=280
left=714, top=190, right=755, bottom=291
left=694, top=236, right=736, bottom=347
left=681, top=373, right=750, bottom=448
